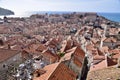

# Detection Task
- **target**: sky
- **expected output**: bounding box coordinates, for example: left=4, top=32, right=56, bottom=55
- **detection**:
left=0, top=0, right=120, bottom=16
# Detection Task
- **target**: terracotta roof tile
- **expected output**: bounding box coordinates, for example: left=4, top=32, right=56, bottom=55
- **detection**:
left=60, top=51, right=73, bottom=61
left=99, top=46, right=109, bottom=54
left=90, top=60, right=107, bottom=71
left=97, top=48, right=104, bottom=56
left=112, top=53, right=120, bottom=59
left=86, top=44, right=95, bottom=51
left=91, top=49, right=98, bottom=56
left=60, top=46, right=85, bottom=67
left=109, top=49, right=120, bottom=54
left=34, top=62, right=77, bottom=80
left=60, top=40, right=67, bottom=52
left=36, top=44, right=47, bottom=52
left=45, top=38, right=58, bottom=47
left=90, top=56, right=117, bottom=71
left=66, top=47, right=77, bottom=53
left=60, top=40, right=73, bottom=52
left=0, top=48, right=20, bottom=63
left=42, top=49, right=60, bottom=63
left=24, top=43, right=45, bottom=55
left=34, top=62, right=59, bottom=80
left=93, top=55, right=105, bottom=60
left=48, top=62, right=77, bottom=80
left=65, top=46, right=85, bottom=60
left=74, top=47, right=85, bottom=59
left=73, top=57, right=83, bottom=67
left=104, top=37, right=117, bottom=43
left=91, top=38, right=99, bottom=44
left=106, top=56, right=117, bottom=66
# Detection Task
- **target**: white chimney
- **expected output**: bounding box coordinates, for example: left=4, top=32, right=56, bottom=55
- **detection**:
left=100, top=38, right=103, bottom=49
left=100, top=24, right=107, bottom=49
left=4, top=37, right=7, bottom=41
left=102, top=24, right=107, bottom=37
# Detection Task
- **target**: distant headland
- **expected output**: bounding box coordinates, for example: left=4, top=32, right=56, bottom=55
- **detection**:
left=0, top=7, right=14, bottom=16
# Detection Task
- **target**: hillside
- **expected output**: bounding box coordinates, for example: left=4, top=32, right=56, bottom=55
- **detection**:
left=0, top=7, right=14, bottom=15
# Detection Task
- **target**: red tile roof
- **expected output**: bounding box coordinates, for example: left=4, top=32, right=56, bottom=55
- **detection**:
left=99, top=46, right=109, bottom=54
left=34, top=62, right=77, bottom=80
left=90, top=60, right=107, bottom=71
left=0, top=48, right=20, bottom=63
left=65, top=46, right=85, bottom=60
left=60, top=49, right=74, bottom=61
left=61, top=46, right=85, bottom=67
left=60, top=40, right=73, bottom=52
left=45, top=38, right=59, bottom=47
left=112, top=53, right=120, bottom=59
left=104, top=37, right=117, bottom=43
left=93, top=55, right=105, bottom=60
left=42, top=49, right=60, bottom=63
left=74, top=47, right=85, bottom=59
left=90, top=55, right=117, bottom=71
left=97, top=48, right=104, bottom=56
left=109, top=49, right=120, bottom=54
left=86, top=44, right=95, bottom=51
left=60, top=40, right=67, bottom=53
left=106, top=56, right=117, bottom=66
left=36, top=44, right=47, bottom=52
left=73, top=57, right=83, bottom=67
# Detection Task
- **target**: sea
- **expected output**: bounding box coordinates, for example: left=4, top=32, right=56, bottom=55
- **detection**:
left=0, top=11, right=120, bottom=22
left=98, top=13, right=120, bottom=22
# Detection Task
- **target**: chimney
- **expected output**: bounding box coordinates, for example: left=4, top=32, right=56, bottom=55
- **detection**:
left=8, top=44, right=11, bottom=49
left=4, top=37, right=7, bottom=41
left=102, top=24, right=107, bottom=37
left=0, top=39, right=4, bottom=45
left=100, top=24, right=107, bottom=49
left=117, top=58, right=120, bottom=68
left=100, top=38, right=103, bottom=49
left=50, top=57, right=52, bottom=64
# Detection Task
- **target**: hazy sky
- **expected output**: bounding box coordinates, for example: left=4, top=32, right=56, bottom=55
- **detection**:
left=0, top=0, right=120, bottom=16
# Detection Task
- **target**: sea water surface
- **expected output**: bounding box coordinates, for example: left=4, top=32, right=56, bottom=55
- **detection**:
left=98, top=13, right=120, bottom=22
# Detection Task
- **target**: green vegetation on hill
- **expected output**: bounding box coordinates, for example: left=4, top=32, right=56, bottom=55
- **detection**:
left=0, top=7, right=14, bottom=15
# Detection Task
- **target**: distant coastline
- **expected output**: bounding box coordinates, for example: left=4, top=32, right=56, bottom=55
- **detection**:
left=28, top=11, right=120, bottom=22
left=0, top=11, right=120, bottom=22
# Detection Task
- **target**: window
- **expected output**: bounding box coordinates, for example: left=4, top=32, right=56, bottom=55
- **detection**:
left=3, top=64, right=6, bottom=68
